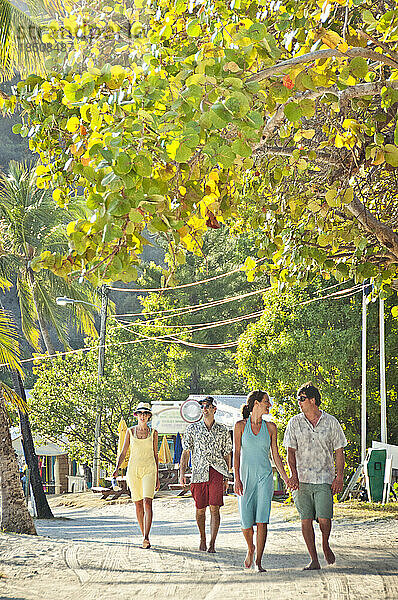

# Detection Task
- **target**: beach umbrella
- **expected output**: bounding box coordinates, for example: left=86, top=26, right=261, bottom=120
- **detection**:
left=158, top=435, right=172, bottom=464
left=173, top=432, right=183, bottom=465
left=117, top=418, right=130, bottom=468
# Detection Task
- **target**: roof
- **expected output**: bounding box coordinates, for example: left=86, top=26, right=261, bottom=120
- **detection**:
left=11, top=427, right=68, bottom=457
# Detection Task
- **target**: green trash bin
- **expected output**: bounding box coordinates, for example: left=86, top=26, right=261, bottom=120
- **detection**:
left=365, top=449, right=386, bottom=502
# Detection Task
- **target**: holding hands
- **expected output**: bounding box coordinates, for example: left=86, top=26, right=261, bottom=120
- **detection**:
left=286, top=474, right=299, bottom=491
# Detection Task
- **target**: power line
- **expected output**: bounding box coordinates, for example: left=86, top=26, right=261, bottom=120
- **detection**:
left=127, top=328, right=239, bottom=349
left=111, top=285, right=271, bottom=328
left=112, top=281, right=360, bottom=331
left=109, top=259, right=266, bottom=293
left=105, top=283, right=363, bottom=350
left=112, top=279, right=353, bottom=327
left=2, top=282, right=362, bottom=368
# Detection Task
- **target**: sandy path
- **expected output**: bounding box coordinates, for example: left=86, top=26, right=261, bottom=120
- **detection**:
left=0, top=496, right=397, bottom=600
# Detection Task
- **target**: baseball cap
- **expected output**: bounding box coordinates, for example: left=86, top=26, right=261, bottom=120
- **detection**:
left=198, top=396, right=217, bottom=407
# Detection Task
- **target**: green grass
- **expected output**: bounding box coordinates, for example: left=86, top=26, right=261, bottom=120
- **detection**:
left=272, top=499, right=398, bottom=522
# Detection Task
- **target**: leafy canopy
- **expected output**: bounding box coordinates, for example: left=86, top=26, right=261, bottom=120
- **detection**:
left=3, top=0, right=398, bottom=295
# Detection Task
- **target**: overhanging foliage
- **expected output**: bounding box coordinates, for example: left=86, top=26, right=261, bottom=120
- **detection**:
left=1, top=0, right=398, bottom=296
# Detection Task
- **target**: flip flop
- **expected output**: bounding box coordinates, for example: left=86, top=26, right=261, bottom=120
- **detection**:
left=142, top=539, right=151, bottom=549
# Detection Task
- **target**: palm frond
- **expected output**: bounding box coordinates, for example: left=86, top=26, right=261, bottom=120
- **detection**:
left=25, top=0, right=71, bottom=17
left=38, top=223, right=69, bottom=252
left=0, top=305, right=22, bottom=375
left=73, top=302, right=98, bottom=338
left=0, top=273, right=12, bottom=292
left=37, top=271, right=99, bottom=339
left=1, top=380, right=26, bottom=411
left=1, top=160, right=101, bottom=349
left=0, top=0, right=74, bottom=80
left=0, top=0, right=45, bottom=80
left=32, top=281, right=70, bottom=349
left=16, top=277, right=41, bottom=351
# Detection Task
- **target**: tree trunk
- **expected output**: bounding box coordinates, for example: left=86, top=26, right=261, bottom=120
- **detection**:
left=0, top=394, right=37, bottom=534
left=190, top=362, right=201, bottom=394
left=30, top=279, right=56, bottom=356
left=12, top=371, right=54, bottom=519
left=36, top=310, right=56, bottom=356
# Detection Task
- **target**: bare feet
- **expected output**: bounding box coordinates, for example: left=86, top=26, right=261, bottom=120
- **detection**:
left=199, top=539, right=207, bottom=551
left=207, top=544, right=216, bottom=553
left=323, top=546, right=336, bottom=565
left=303, top=560, right=321, bottom=571
left=255, top=563, right=266, bottom=572
left=142, top=539, right=151, bottom=549
left=244, top=546, right=255, bottom=569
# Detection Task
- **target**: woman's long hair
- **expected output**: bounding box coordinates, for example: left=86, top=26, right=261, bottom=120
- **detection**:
left=241, top=390, right=268, bottom=419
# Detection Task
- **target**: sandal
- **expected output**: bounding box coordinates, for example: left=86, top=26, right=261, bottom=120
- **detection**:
left=142, top=539, right=151, bottom=549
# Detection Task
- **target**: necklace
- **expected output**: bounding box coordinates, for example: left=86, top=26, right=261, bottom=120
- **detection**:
left=135, top=426, right=150, bottom=439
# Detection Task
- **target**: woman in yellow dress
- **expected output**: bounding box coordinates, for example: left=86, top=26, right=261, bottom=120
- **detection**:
left=113, top=402, right=160, bottom=548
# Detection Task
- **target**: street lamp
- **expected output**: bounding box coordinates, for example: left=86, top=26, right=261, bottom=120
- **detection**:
left=56, top=285, right=109, bottom=486
left=56, top=296, right=95, bottom=307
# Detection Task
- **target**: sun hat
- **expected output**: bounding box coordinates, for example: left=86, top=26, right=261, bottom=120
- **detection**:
left=134, top=402, right=152, bottom=414
left=198, top=396, right=217, bottom=407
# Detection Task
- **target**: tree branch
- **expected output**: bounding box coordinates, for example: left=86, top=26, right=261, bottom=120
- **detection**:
left=248, top=47, right=398, bottom=83
left=357, top=30, right=398, bottom=63
left=256, top=79, right=398, bottom=144
left=347, top=196, right=398, bottom=261
left=253, top=144, right=340, bottom=166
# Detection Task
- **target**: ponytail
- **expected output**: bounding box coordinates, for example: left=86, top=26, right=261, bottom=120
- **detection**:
left=241, top=390, right=267, bottom=419
left=241, top=404, right=251, bottom=419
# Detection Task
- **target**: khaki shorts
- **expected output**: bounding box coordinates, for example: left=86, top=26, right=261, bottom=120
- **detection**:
left=293, top=483, right=333, bottom=520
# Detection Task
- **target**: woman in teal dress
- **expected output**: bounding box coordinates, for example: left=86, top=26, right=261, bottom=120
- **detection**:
left=234, top=390, right=292, bottom=572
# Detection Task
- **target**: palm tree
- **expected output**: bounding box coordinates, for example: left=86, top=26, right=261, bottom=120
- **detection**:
left=0, top=161, right=98, bottom=518
left=0, top=0, right=65, bottom=83
left=0, top=300, right=36, bottom=534
left=0, top=161, right=97, bottom=351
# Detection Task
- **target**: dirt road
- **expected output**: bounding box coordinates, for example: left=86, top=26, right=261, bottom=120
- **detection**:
left=1, top=496, right=397, bottom=600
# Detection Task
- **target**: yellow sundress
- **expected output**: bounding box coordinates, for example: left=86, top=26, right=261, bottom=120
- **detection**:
left=126, top=427, right=157, bottom=501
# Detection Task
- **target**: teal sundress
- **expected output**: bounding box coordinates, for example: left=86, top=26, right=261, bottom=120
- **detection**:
left=238, top=417, right=274, bottom=529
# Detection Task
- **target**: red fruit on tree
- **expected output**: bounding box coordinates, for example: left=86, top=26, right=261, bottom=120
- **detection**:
left=206, top=210, right=221, bottom=229
left=283, top=75, right=294, bottom=89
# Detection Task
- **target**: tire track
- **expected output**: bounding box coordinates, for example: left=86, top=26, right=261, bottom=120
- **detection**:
left=380, top=569, right=398, bottom=600
left=63, top=545, right=91, bottom=585
left=321, top=570, right=350, bottom=600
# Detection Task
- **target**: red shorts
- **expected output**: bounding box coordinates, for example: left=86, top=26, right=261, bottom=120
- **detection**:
left=190, top=467, right=224, bottom=509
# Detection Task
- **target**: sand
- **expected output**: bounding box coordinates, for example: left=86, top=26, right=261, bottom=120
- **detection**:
left=0, top=493, right=397, bottom=600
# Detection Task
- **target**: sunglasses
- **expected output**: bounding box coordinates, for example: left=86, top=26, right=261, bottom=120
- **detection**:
left=297, top=395, right=308, bottom=402
left=136, top=411, right=152, bottom=416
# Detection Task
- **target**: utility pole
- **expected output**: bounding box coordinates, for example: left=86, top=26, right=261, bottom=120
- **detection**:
left=93, top=285, right=109, bottom=487
left=361, top=285, right=367, bottom=463
left=379, top=297, right=387, bottom=444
